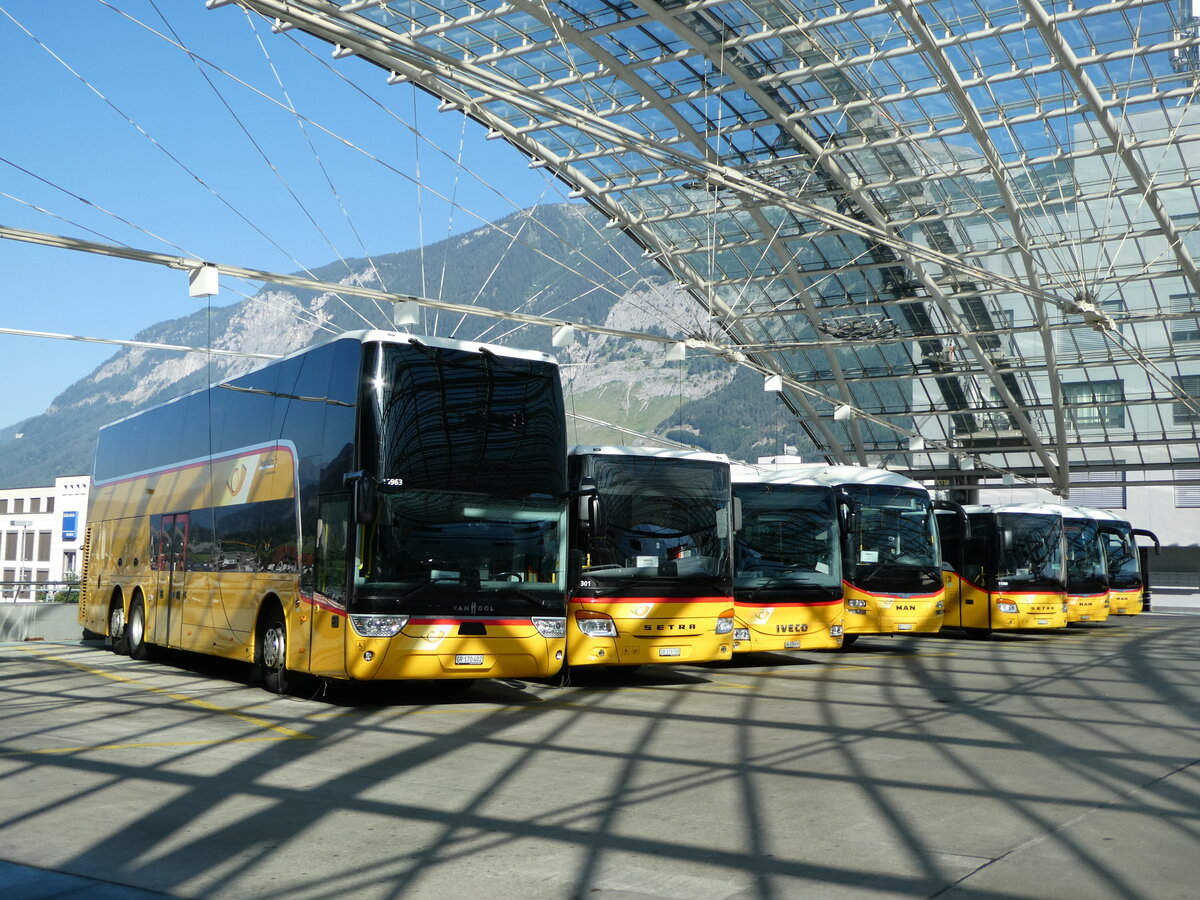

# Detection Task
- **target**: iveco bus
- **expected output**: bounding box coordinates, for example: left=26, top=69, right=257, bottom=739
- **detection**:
left=566, top=446, right=735, bottom=671
left=80, top=331, right=570, bottom=691
left=729, top=463, right=844, bottom=652
left=936, top=504, right=1068, bottom=633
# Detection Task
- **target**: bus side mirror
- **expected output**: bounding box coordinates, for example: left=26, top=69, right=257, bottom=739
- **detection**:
left=343, top=470, right=377, bottom=525
left=570, top=478, right=601, bottom=534
left=1001, top=529, right=1014, bottom=551
left=568, top=549, right=585, bottom=590
left=732, top=497, right=743, bottom=533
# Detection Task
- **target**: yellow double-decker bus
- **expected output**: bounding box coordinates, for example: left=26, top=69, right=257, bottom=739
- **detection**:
left=936, top=504, right=1068, bottom=634
left=1088, top=508, right=1159, bottom=616
left=564, top=446, right=735, bottom=673
left=729, top=464, right=845, bottom=652
left=80, top=330, right=570, bottom=691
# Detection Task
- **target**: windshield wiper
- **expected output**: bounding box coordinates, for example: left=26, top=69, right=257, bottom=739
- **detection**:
left=399, top=576, right=460, bottom=603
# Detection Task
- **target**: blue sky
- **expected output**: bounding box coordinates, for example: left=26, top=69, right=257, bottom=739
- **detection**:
left=0, top=1, right=569, bottom=429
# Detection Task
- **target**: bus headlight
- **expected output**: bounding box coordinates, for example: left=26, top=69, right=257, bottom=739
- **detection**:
left=532, top=617, right=565, bottom=638
left=847, top=598, right=868, bottom=609
left=997, top=601, right=1018, bottom=614
left=733, top=628, right=751, bottom=641
left=830, top=625, right=843, bottom=637
left=575, top=610, right=617, bottom=637
left=350, top=614, right=409, bottom=638
left=716, top=610, right=736, bottom=635
left=1062, top=602, right=1069, bottom=614
left=935, top=600, right=944, bottom=612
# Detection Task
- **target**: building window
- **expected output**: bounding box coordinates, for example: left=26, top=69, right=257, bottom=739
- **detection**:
left=63, top=551, right=77, bottom=574
left=1176, top=468, right=1200, bottom=508
left=2, top=533, right=14, bottom=561
left=1064, top=379, right=1125, bottom=429
left=36, top=532, right=51, bottom=563
left=13, top=499, right=23, bottom=514
left=1170, top=294, right=1200, bottom=344
left=1071, top=467, right=1126, bottom=508
left=1173, top=375, right=1200, bottom=425
left=46, top=497, right=55, bottom=513
left=21, top=533, right=33, bottom=562
left=29, top=498, right=40, bottom=514
left=0, top=499, right=6, bottom=515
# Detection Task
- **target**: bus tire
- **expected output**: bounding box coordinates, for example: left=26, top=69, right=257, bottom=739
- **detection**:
left=257, top=604, right=290, bottom=695
left=839, top=634, right=859, bottom=648
left=108, top=595, right=128, bottom=656
left=127, top=595, right=149, bottom=660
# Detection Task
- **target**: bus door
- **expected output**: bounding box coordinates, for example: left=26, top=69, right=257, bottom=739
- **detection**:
left=152, top=513, right=189, bottom=648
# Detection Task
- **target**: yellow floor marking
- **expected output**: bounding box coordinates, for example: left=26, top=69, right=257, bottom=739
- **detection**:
left=17, top=648, right=312, bottom=740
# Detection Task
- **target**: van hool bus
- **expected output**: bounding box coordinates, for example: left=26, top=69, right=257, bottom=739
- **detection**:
left=761, top=464, right=948, bottom=645
left=936, top=504, right=1068, bottom=634
left=1085, top=508, right=1159, bottom=616
left=565, top=446, right=735, bottom=671
left=729, top=463, right=845, bottom=652
left=79, top=331, right=570, bottom=691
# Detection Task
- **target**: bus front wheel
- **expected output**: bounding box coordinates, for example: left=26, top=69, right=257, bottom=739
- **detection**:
left=257, top=607, right=290, bottom=695
left=107, top=599, right=128, bottom=655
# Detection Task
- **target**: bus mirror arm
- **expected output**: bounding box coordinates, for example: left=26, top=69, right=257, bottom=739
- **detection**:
left=1133, top=528, right=1161, bottom=554
left=932, top=499, right=970, bottom=540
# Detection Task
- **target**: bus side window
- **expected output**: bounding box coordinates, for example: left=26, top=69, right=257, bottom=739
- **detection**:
left=316, top=496, right=350, bottom=603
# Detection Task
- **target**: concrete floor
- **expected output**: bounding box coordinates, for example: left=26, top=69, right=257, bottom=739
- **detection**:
left=1, top=613, right=1197, bottom=899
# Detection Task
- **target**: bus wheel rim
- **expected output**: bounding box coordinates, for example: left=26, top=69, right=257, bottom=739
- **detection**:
left=263, top=624, right=285, bottom=670
left=128, top=604, right=143, bottom=648
left=109, top=605, right=124, bottom=639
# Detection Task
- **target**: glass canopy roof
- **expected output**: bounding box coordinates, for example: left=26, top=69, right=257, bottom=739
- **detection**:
left=212, top=0, right=1200, bottom=494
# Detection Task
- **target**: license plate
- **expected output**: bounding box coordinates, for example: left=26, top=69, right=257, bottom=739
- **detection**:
left=1037, top=619, right=1049, bottom=625
left=658, top=647, right=681, bottom=657
left=897, top=623, right=913, bottom=631
left=1118, top=608, right=1127, bottom=613
left=1080, top=615, right=1090, bottom=621
left=784, top=640, right=801, bottom=649
left=455, top=654, right=484, bottom=665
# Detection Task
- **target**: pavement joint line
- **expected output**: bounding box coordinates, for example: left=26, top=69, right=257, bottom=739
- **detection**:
left=0, top=735, right=304, bottom=758
left=16, top=648, right=313, bottom=740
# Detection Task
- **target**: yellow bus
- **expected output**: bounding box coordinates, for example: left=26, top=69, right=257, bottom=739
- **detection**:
left=1088, top=508, right=1159, bottom=616
left=80, top=330, right=570, bottom=691
left=729, top=464, right=845, bottom=652
left=1049, top=505, right=1112, bottom=624
left=564, top=446, right=735, bottom=673
left=936, top=504, right=1068, bottom=634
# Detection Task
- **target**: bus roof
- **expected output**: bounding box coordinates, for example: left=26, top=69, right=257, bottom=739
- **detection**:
left=959, top=503, right=1065, bottom=517
left=730, top=463, right=829, bottom=488
left=569, top=445, right=730, bottom=465
left=98, top=330, right=558, bottom=433
left=739, top=461, right=927, bottom=492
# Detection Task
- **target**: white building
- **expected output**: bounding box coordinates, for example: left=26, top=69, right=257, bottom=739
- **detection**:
left=0, top=476, right=90, bottom=601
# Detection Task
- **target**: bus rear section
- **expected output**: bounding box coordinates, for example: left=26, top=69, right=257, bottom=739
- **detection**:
left=937, top=505, right=1068, bottom=634
left=566, top=447, right=735, bottom=669
left=730, top=466, right=844, bottom=652
left=82, top=331, right=571, bottom=690
left=1090, top=509, right=1159, bottom=616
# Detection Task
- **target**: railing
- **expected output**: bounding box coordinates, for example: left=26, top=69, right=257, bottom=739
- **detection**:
left=0, top=580, right=80, bottom=603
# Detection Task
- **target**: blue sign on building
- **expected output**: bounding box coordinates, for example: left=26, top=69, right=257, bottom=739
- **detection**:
left=62, top=511, right=78, bottom=542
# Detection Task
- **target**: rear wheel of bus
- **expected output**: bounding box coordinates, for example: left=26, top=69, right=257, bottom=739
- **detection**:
left=127, top=594, right=150, bottom=660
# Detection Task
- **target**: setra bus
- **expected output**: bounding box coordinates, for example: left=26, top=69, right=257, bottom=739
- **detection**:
left=79, top=330, right=570, bottom=691
left=729, top=463, right=845, bottom=652
left=753, top=462, right=949, bottom=645
left=1085, top=508, right=1159, bottom=616
left=1044, top=505, right=1112, bottom=624
left=565, top=446, right=735, bottom=671
left=936, top=504, right=1068, bottom=634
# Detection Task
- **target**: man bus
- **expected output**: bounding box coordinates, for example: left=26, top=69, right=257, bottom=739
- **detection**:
left=1044, top=505, right=1112, bottom=624
left=729, top=463, right=845, bottom=652
left=936, top=504, right=1068, bottom=634
left=1087, top=508, right=1159, bottom=616
left=80, top=330, right=570, bottom=692
left=565, top=446, right=735, bottom=672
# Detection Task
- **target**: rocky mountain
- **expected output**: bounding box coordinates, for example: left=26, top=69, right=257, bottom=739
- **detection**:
left=0, top=204, right=816, bottom=487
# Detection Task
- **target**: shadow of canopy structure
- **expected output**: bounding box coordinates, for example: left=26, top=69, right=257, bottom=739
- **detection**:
left=208, top=0, right=1200, bottom=495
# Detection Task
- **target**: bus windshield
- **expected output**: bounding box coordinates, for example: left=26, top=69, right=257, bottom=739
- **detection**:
left=1064, top=518, right=1107, bottom=592
left=581, top=456, right=731, bottom=589
left=844, top=484, right=940, bottom=590
left=1101, top=523, right=1141, bottom=588
left=355, top=342, right=568, bottom=613
left=995, top=512, right=1065, bottom=589
left=734, top=484, right=841, bottom=592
